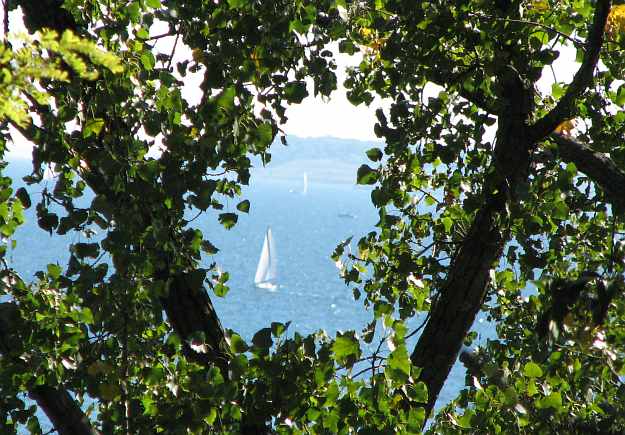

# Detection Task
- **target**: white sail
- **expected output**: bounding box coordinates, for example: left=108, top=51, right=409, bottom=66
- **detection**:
left=303, top=172, right=308, bottom=195
left=254, top=227, right=277, bottom=289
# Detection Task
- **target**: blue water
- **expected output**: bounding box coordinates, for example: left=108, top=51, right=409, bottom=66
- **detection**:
left=205, top=179, right=377, bottom=337
left=4, top=160, right=493, bottom=429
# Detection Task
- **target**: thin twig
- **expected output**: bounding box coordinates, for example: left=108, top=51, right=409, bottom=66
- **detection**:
left=468, top=12, right=584, bottom=47
left=415, top=187, right=441, bottom=204
left=352, top=363, right=384, bottom=379
left=186, top=209, right=203, bottom=224
left=2, top=0, right=8, bottom=38
left=405, top=313, right=431, bottom=340
left=146, top=30, right=176, bottom=41
left=165, top=31, right=180, bottom=71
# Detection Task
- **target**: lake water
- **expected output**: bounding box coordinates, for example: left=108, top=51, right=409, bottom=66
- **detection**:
left=5, top=159, right=493, bottom=429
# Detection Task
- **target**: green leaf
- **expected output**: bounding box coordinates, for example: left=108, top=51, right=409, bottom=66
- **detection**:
left=218, top=213, right=238, bottom=229
left=503, top=386, right=519, bottom=405
left=15, top=187, right=31, bottom=209
left=552, top=200, right=569, bottom=220
left=256, top=122, right=273, bottom=146
left=201, top=240, right=219, bottom=255
left=387, top=344, right=411, bottom=378
left=332, top=334, right=360, bottom=362
left=616, top=84, right=625, bottom=106
left=140, top=51, right=156, bottom=70
left=536, top=392, right=562, bottom=410
left=284, top=81, right=308, bottom=103
left=456, top=409, right=475, bottom=429
left=227, top=0, right=248, bottom=8
left=252, top=328, right=273, bottom=349
left=366, top=147, right=383, bottom=162
left=523, top=362, right=543, bottom=378
left=83, top=118, right=104, bottom=138
left=142, top=397, right=157, bottom=416
left=213, top=282, right=229, bottom=297
left=216, top=87, right=236, bottom=111
left=441, top=216, right=453, bottom=233
left=236, top=200, right=250, bottom=213
left=413, top=381, right=428, bottom=403
left=73, top=243, right=100, bottom=259
left=229, top=333, right=249, bottom=353
left=356, top=164, right=378, bottom=185
left=47, top=263, right=62, bottom=279
left=407, top=407, right=425, bottom=432
left=77, top=307, right=94, bottom=324
left=146, top=0, right=161, bottom=7
left=205, top=408, right=217, bottom=425
left=271, top=321, right=289, bottom=337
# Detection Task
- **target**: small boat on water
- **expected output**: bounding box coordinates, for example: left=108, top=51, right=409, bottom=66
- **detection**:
left=338, top=213, right=357, bottom=219
left=289, top=172, right=309, bottom=195
left=254, top=227, right=278, bottom=290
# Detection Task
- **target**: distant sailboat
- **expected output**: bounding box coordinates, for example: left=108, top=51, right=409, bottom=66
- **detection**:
left=254, top=227, right=278, bottom=290
left=303, top=172, right=308, bottom=195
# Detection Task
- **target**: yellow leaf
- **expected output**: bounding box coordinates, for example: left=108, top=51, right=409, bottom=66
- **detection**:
left=554, top=119, right=576, bottom=136
left=192, top=48, right=203, bottom=63
left=530, top=0, right=550, bottom=13
left=359, top=27, right=374, bottom=38
left=606, top=5, right=625, bottom=37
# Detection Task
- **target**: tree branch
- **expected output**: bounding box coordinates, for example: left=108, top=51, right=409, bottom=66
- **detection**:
left=530, top=0, right=611, bottom=141
left=550, top=133, right=625, bottom=211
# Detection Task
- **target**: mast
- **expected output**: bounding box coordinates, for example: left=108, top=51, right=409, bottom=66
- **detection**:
left=267, top=228, right=277, bottom=282
left=254, top=230, right=270, bottom=284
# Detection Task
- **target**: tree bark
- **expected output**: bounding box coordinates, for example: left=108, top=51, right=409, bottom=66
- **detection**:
left=29, top=387, right=101, bottom=435
left=410, top=200, right=506, bottom=412
left=161, top=272, right=231, bottom=373
left=551, top=133, right=625, bottom=211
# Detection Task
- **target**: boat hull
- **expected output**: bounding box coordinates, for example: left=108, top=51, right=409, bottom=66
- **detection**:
left=255, top=281, right=278, bottom=290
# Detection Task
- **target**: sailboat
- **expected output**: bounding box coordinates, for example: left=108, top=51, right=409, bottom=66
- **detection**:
left=254, top=227, right=278, bottom=290
left=303, top=172, right=308, bottom=195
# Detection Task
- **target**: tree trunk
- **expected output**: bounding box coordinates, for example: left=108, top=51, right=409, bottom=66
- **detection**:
left=411, top=68, right=534, bottom=416
left=410, top=201, right=505, bottom=413
left=29, top=387, right=101, bottom=435
left=161, top=272, right=231, bottom=373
